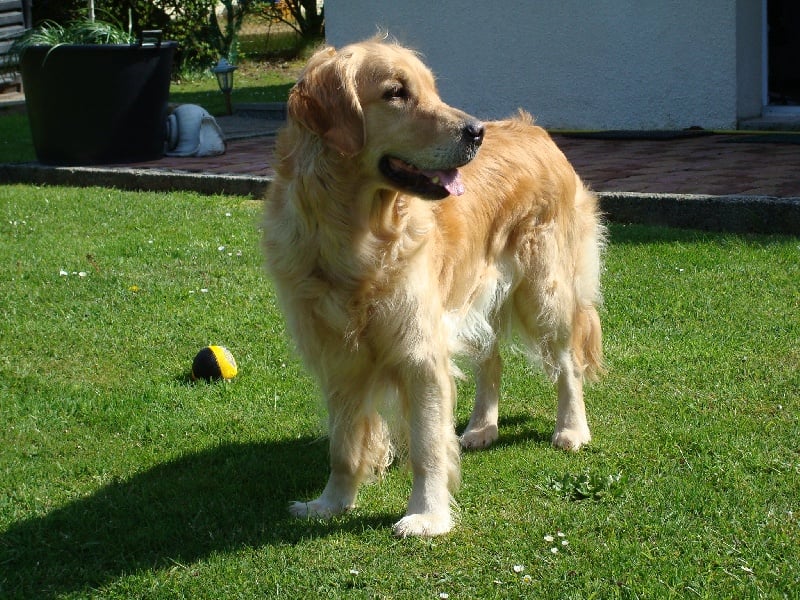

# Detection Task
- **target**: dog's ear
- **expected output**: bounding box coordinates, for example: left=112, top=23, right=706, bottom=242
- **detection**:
left=288, top=47, right=366, bottom=157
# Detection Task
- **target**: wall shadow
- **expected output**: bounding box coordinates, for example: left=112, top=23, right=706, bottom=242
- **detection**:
left=0, top=436, right=394, bottom=599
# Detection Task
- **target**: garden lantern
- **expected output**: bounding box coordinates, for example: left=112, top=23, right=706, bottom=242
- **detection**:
left=212, top=57, right=237, bottom=115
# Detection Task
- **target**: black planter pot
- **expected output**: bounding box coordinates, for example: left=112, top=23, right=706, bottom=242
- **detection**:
left=20, top=39, right=177, bottom=165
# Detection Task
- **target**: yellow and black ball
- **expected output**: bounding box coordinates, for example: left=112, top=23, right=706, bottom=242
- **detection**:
left=191, top=345, right=238, bottom=382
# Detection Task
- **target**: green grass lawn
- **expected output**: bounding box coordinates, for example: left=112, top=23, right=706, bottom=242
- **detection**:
left=1, top=185, right=798, bottom=599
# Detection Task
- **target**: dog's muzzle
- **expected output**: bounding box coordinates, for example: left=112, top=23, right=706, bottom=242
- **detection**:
left=379, top=119, right=485, bottom=200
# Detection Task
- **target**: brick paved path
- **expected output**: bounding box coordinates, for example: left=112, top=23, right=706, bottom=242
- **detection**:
left=553, top=134, right=800, bottom=197
left=96, top=122, right=800, bottom=198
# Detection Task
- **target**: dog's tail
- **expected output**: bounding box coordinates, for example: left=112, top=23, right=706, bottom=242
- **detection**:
left=571, top=183, right=606, bottom=382
left=572, top=304, right=604, bottom=381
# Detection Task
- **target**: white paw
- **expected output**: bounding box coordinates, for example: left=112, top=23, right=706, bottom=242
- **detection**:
left=552, top=427, right=591, bottom=451
left=460, top=423, right=498, bottom=450
left=393, top=513, right=453, bottom=538
left=289, top=498, right=353, bottom=519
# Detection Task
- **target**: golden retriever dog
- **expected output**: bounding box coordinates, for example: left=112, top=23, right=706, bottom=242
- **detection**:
left=262, top=38, right=604, bottom=537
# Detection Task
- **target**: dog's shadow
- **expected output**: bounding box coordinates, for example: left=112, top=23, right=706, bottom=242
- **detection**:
left=3, top=412, right=556, bottom=598
left=0, top=436, right=395, bottom=599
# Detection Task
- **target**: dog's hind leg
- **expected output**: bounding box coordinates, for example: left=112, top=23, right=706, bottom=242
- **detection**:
left=511, top=279, right=595, bottom=451
left=551, top=302, right=602, bottom=450
left=550, top=344, right=591, bottom=450
left=461, top=343, right=501, bottom=449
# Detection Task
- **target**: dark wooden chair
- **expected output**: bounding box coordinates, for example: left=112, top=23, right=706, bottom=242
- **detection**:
left=0, top=0, right=31, bottom=92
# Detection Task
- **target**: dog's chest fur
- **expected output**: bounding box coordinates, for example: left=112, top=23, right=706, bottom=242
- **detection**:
left=265, top=186, right=438, bottom=353
left=266, top=186, right=512, bottom=371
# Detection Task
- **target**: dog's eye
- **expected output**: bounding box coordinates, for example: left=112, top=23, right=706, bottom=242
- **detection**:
left=383, top=84, right=409, bottom=101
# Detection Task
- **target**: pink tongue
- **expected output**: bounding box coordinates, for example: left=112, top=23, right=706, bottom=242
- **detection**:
left=424, top=168, right=465, bottom=196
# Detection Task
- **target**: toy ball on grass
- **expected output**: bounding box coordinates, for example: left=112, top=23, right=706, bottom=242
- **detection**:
left=191, top=345, right=238, bottom=382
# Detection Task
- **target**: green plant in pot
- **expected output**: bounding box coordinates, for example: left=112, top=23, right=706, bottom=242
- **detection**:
left=12, top=16, right=177, bottom=165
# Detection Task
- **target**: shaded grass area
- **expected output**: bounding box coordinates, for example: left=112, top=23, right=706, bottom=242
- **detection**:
left=168, top=59, right=301, bottom=117
left=0, top=185, right=798, bottom=598
left=0, top=112, right=35, bottom=164
left=238, top=23, right=312, bottom=61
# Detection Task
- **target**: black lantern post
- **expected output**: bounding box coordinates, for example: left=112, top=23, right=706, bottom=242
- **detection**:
left=212, top=58, right=237, bottom=115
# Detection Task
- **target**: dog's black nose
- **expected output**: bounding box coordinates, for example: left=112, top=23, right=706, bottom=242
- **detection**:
left=464, top=120, right=485, bottom=145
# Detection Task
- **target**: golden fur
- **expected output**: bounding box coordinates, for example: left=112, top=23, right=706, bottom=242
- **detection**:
left=262, top=38, right=604, bottom=537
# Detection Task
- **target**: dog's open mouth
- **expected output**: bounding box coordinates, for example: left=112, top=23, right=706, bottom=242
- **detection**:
left=380, top=156, right=465, bottom=200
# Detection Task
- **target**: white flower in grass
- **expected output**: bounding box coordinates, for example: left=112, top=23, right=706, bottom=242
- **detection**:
left=512, top=564, right=525, bottom=573
left=349, top=569, right=359, bottom=576
left=439, top=593, right=449, bottom=599
left=59, top=269, right=68, bottom=276
left=521, top=574, right=532, bottom=584
left=545, top=531, right=568, bottom=552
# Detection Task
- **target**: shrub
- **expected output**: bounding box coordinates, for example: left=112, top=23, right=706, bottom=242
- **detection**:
left=101, top=1, right=219, bottom=72
left=30, top=0, right=260, bottom=74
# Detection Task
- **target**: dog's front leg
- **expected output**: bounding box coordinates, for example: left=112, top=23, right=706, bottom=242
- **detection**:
left=290, top=388, right=386, bottom=519
left=393, top=360, right=460, bottom=537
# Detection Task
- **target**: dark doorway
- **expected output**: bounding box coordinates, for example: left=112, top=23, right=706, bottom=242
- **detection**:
left=768, top=0, right=800, bottom=105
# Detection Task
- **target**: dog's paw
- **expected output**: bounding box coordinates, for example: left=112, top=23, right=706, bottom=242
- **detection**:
left=460, top=424, right=498, bottom=450
left=551, top=427, right=591, bottom=451
left=289, top=498, right=353, bottom=519
left=393, top=513, right=453, bottom=538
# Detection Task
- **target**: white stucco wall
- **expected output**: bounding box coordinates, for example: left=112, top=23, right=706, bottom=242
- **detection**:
left=326, top=1, right=762, bottom=130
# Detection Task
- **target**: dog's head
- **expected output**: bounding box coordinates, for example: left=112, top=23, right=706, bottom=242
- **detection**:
left=287, top=38, right=485, bottom=200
